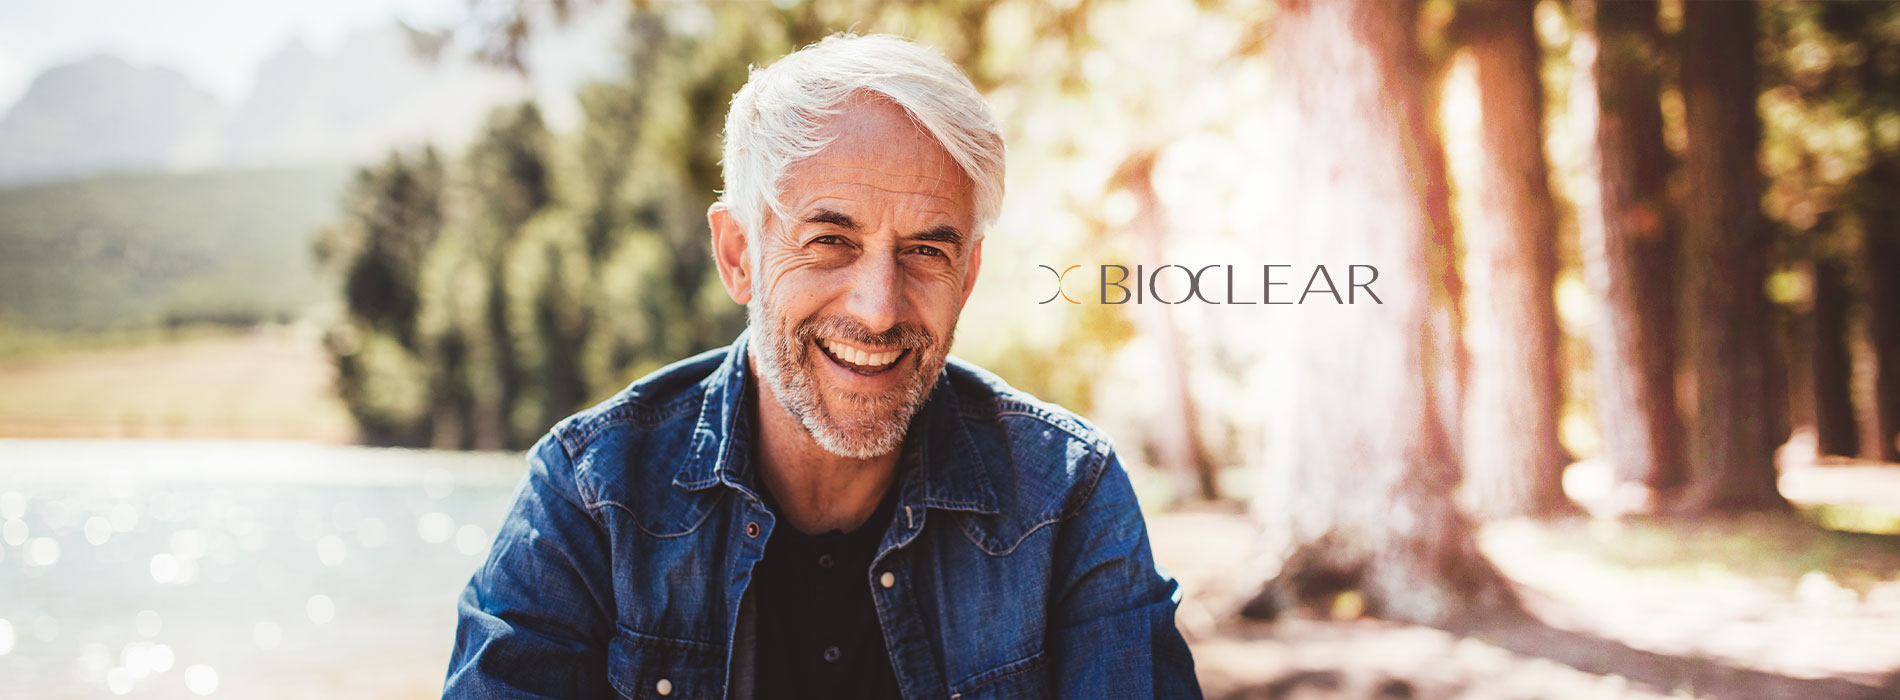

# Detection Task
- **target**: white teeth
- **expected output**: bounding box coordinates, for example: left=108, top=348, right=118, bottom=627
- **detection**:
left=821, top=338, right=900, bottom=367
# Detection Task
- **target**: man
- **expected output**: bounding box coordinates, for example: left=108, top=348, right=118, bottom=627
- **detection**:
left=445, top=34, right=1201, bottom=699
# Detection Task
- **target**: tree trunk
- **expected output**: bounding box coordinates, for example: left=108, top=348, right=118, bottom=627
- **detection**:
left=1573, top=0, right=1687, bottom=511
left=1244, top=0, right=1518, bottom=627
left=1812, top=256, right=1860, bottom=457
left=1455, top=0, right=1578, bottom=519
left=1768, top=299, right=1795, bottom=453
left=1678, top=1, right=1789, bottom=511
left=1866, top=188, right=1900, bottom=462
left=1116, top=151, right=1221, bottom=502
left=479, top=271, right=515, bottom=451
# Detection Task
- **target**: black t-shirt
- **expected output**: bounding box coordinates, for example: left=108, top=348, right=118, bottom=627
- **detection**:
left=751, top=475, right=905, bottom=700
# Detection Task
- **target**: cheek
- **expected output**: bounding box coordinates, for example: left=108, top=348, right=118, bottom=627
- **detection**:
left=757, top=271, right=838, bottom=331
left=905, top=267, right=969, bottom=328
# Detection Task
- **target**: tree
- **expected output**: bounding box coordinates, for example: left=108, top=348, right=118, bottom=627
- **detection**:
left=1853, top=2, right=1900, bottom=461
left=417, top=103, right=557, bottom=450
left=317, top=147, right=448, bottom=446
left=1572, top=0, right=1688, bottom=509
left=1454, top=0, right=1577, bottom=519
left=1812, top=255, right=1860, bottom=456
left=1758, top=1, right=1894, bottom=463
left=1863, top=163, right=1900, bottom=462
left=318, top=10, right=756, bottom=449
left=1112, top=149, right=1219, bottom=502
left=1244, top=0, right=1517, bottom=625
left=1678, top=1, right=1788, bottom=511
left=1802, top=0, right=1900, bottom=464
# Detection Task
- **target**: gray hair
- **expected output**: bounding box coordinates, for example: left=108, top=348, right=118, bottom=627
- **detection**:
left=719, top=33, right=1005, bottom=246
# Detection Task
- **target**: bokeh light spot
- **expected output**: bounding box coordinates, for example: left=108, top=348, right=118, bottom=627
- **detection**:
left=417, top=512, right=454, bottom=544
left=28, top=537, right=60, bottom=566
left=185, top=665, right=219, bottom=695
left=0, top=492, right=24, bottom=520
left=455, top=524, right=488, bottom=557
left=316, top=535, right=346, bottom=567
left=254, top=620, right=282, bottom=650
left=135, top=610, right=161, bottom=638
left=83, top=516, right=111, bottom=545
left=150, top=554, right=180, bottom=584
left=106, top=667, right=132, bottom=695
left=306, top=594, right=335, bottom=625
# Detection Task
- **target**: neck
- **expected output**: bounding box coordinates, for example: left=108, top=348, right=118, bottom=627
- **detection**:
left=748, top=350, right=901, bottom=534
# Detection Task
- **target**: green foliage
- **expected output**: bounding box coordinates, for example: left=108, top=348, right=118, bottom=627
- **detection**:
left=319, top=147, right=448, bottom=445
left=1759, top=1, right=1900, bottom=262
left=0, top=165, right=349, bottom=330
left=319, top=12, right=773, bottom=449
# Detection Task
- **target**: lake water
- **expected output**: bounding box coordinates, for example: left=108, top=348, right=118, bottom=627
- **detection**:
left=0, top=440, right=528, bottom=699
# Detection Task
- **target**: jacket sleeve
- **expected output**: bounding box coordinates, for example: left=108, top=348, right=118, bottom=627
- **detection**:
left=1049, top=448, right=1204, bottom=700
left=444, top=430, right=617, bottom=699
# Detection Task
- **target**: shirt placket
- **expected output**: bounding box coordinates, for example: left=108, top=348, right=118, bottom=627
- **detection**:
left=869, top=469, right=946, bottom=700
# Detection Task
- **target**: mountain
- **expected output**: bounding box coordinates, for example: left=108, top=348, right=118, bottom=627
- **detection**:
left=0, top=164, right=353, bottom=330
left=0, top=25, right=531, bottom=186
left=221, top=28, right=529, bottom=167
left=0, top=17, right=614, bottom=331
left=0, top=56, right=226, bottom=186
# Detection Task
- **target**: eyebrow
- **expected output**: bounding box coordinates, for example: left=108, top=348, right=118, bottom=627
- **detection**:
left=800, top=208, right=966, bottom=251
left=909, top=225, right=965, bottom=250
left=800, top=208, right=860, bottom=230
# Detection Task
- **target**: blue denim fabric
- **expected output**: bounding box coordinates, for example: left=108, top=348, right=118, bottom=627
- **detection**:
left=445, top=329, right=1202, bottom=699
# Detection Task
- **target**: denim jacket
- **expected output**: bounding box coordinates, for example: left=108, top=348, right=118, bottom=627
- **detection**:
left=445, top=329, right=1202, bottom=699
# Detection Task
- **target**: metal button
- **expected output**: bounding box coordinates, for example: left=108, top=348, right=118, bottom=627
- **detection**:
left=817, top=553, right=834, bottom=569
left=745, top=521, right=760, bottom=538
left=655, top=678, right=672, bottom=696
left=879, top=571, right=895, bottom=589
left=823, top=645, right=841, bottom=663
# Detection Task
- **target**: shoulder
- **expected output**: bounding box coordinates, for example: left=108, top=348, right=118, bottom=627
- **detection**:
left=530, top=344, right=730, bottom=518
left=938, top=357, right=1126, bottom=551
left=943, top=357, right=1107, bottom=449
left=548, top=345, right=729, bottom=458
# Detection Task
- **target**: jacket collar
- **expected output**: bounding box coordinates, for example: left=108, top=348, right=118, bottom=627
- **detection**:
left=673, top=328, right=999, bottom=515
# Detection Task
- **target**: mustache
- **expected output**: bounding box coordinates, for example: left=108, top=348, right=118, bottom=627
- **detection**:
left=793, top=315, right=935, bottom=350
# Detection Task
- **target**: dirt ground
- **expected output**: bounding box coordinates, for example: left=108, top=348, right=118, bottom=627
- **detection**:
left=0, top=326, right=354, bottom=442
left=1152, top=460, right=1900, bottom=700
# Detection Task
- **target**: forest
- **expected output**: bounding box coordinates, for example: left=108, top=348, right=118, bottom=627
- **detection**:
left=311, top=0, right=1900, bottom=696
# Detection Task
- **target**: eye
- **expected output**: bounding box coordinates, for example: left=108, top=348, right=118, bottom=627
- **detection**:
left=911, top=245, right=946, bottom=258
left=811, top=235, right=849, bottom=247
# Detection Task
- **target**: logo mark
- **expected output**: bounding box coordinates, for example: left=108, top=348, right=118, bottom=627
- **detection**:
left=1038, top=264, right=1082, bottom=304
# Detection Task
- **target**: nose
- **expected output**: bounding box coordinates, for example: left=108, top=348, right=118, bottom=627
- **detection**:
left=843, top=248, right=903, bottom=334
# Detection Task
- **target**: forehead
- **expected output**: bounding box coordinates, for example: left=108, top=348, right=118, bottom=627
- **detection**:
left=783, top=97, right=972, bottom=203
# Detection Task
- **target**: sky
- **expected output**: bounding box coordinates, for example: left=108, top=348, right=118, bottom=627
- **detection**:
left=0, top=0, right=520, bottom=112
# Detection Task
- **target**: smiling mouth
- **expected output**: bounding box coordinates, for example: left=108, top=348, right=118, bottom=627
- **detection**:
left=815, top=337, right=908, bottom=376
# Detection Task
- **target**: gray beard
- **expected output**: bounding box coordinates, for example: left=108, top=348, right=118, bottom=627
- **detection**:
left=746, top=296, right=952, bottom=459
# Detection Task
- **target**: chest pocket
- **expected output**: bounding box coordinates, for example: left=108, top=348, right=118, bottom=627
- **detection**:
left=949, top=650, right=1050, bottom=700
left=608, top=628, right=727, bottom=700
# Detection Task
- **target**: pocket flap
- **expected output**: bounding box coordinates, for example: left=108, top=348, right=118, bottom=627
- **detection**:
left=607, top=629, right=726, bottom=700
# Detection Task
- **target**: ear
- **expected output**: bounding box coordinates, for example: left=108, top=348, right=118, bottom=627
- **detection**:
left=959, top=235, right=984, bottom=306
left=709, top=202, right=753, bottom=305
